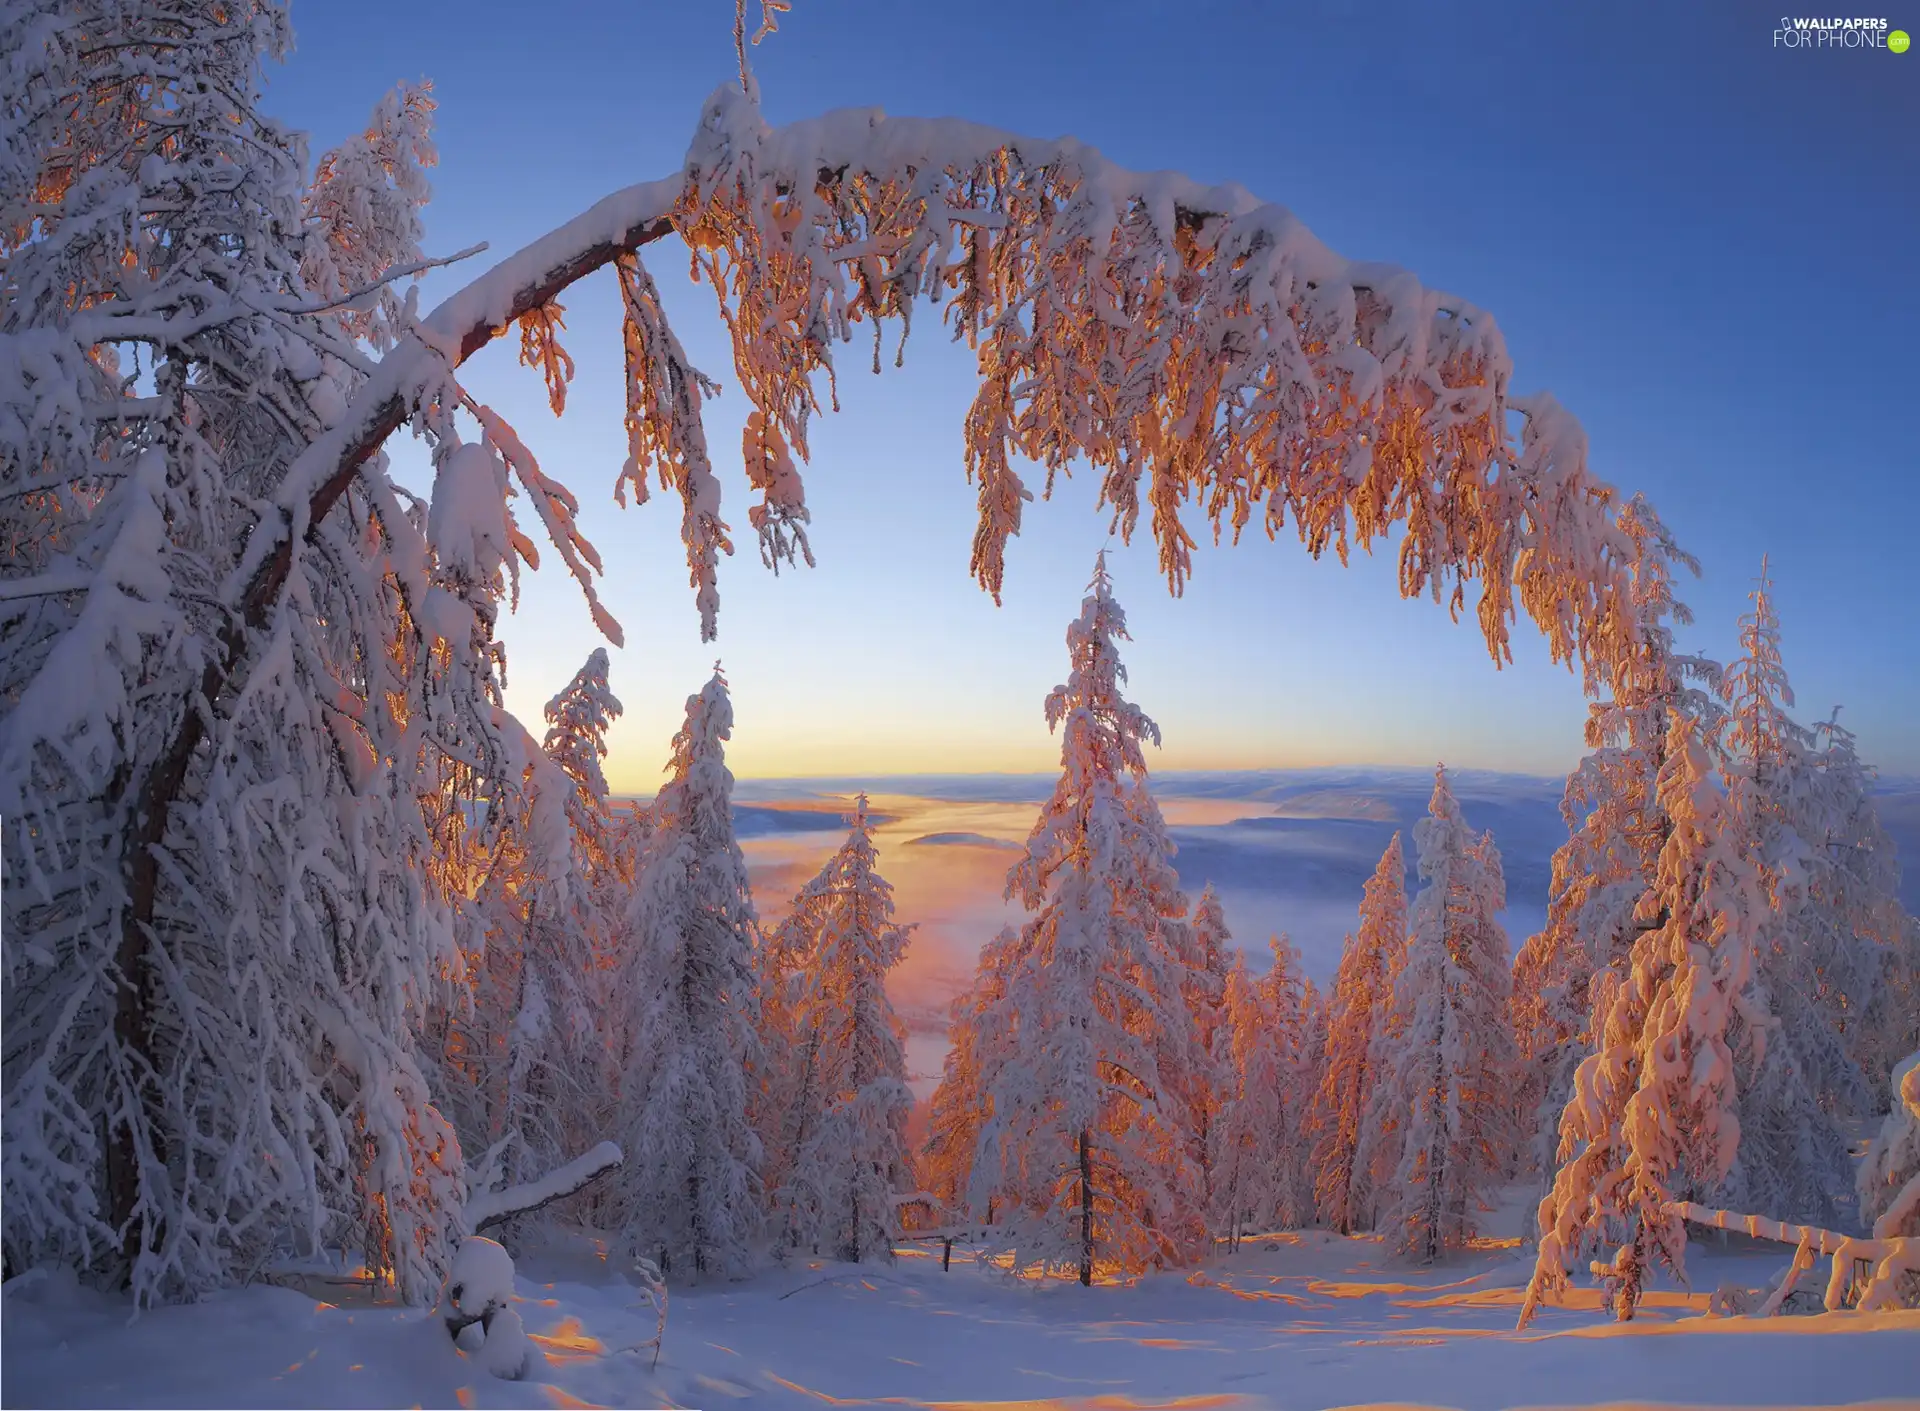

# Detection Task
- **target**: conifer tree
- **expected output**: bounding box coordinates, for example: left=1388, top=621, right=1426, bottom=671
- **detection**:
left=0, top=0, right=1680, bottom=1309
left=611, top=669, right=762, bottom=1277
left=1364, top=769, right=1517, bottom=1262
left=0, top=3, right=502, bottom=1303
left=1718, top=566, right=1907, bottom=1226
left=972, top=557, right=1202, bottom=1284
left=1511, top=498, right=1717, bottom=1183
left=1295, top=972, right=1331, bottom=1223
left=1312, top=834, right=1407, bottom=1234
left=922, top=929, right=1018, bottom=1224
left=1520, top=710, right=1761, bottom=1325
left=516, top=650, right=628, bottom=1182
left=1216, top=937, right=1313, bottom=1240
left=764, top=796, right=917, bottom=1262
left=1186, top=886, right=1238, bottom=1232
left=428, top=648, right=631, bottom=1217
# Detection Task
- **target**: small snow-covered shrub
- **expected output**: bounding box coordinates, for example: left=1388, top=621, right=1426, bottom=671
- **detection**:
left=437, top=1237, right=532, bottom=1380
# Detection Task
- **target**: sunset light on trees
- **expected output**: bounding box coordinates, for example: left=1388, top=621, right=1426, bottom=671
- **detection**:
left=2, top=1, right=1915, bottom=1406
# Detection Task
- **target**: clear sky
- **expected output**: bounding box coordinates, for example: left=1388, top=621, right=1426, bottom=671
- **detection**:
left=268, top=0, right=1919, bottom=787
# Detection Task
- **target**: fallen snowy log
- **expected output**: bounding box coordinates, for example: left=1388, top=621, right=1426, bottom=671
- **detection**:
left=1665, top=1200, right=1917, bottom=1312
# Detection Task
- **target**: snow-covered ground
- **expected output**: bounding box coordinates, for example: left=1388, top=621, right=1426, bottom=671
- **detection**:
left=8, top=1227, right=1917, bottom=1409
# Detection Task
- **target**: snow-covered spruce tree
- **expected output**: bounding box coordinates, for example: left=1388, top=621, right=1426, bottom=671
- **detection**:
left=1362, top=769, right=1517, bottom=1263
left=4, top=0, right=1663, bottom=1304
left=1215, top=936, right=1313, bottom=1242
left=0, top=1, right=553, bottom=1304
left=763, top=795, right=917, bottom=1262
left=611, top=670, right=762, bottom=1278
left=1510, top=497, right=1718, bottom=1186
left=1295, top=970, right=1331, bottom=1224
left=424, top=711, right=572, bottom=1203
left=972, top=557, right=1202, bottom=1285
left=1311, top=834, right=1407, bottom=1234
left=922, top=928, right=1018, bottom=1224
left=531, top=647, right=631, bottom=1156
left=1519, top=709, right=1762, bottom=1326
left=1716, top=566, right=1909, bottom=1228
left=436, top=649, right=627, bottom=1211
left=1185, top=885, right=1238, bottom=1234
left=1832, top=721, right=1920, bottom=1094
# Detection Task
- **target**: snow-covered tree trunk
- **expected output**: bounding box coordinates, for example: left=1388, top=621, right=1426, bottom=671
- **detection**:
left=0, top=1, right=520, bottom=1305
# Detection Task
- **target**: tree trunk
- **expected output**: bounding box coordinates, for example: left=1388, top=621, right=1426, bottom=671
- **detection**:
left=1078, top=1128, right=1094, bottom=1287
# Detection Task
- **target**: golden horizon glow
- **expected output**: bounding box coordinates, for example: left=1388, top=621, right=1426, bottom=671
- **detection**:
left=602, top=736, right=1490, bottom=792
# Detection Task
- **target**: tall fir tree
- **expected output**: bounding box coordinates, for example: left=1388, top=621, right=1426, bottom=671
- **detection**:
left=1186, top=886, right=1238, bottom=1234
left=972, top=556, right=1202, bottom=1284
left=1718, top=565, right=1909, bottom=1227
left=612, top=669, right=762, bottom=1277
left=1311, top=834, right=1407, bottom=1234
left=1520, top=709, right=1762, bottom=1325
left=506, top=650, right=628, bottom=1190
left=922, top=928, right=1018, bottom=1225
left=426, top=714, right=577, bottom=1207
left=1295, top=972, right=1331, bottom=1221
left=1364, top=769, right=1517, bottom=1262
left=1216, top=936, right=1314, bottom=1240
left=764, top=796, right=917, bottom=1262
left=1511, top=497, right=1718, bottom=1185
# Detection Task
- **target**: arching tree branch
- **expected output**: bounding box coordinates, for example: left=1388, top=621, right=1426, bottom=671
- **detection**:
left=111, top=181, right=682, bottom=1253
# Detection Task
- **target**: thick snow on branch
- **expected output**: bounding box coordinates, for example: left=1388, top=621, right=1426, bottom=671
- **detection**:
left=236, top=176, right=684, bottom=598
left=1666, top=1200, right=1916, bottom=1313
left=466, top=1142, right=623, bottom=1232
left=677, top=86, right=1632, bottom=670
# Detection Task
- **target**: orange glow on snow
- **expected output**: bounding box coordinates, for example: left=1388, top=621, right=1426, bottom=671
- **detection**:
left=528, top=1316, right=606, bottom=1365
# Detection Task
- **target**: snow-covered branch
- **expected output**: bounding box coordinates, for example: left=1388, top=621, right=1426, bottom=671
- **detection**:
left=1666, top=1201, right=1915, bottom=1313
left=466, top=1142, right=623, bottom=1232
left=235, top=177, right=684, bottom=604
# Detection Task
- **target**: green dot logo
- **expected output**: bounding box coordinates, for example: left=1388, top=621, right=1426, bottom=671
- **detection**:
left=1892, top=29, right=1912, bottom=52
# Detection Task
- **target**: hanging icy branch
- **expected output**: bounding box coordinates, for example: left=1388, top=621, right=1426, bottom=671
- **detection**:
left=673, top=86, right=1635, bottom=671
left=237, top=175, right=684, bottom=607
left=616, top=252, right=732, bottom=639
left=466, top=1141, right=624, bottom=1232
left=235, top=85, right=1635, bottom=679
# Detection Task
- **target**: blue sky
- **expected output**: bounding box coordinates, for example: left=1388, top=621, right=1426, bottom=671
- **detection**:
left=270, top=0, right=1918, bottom=785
